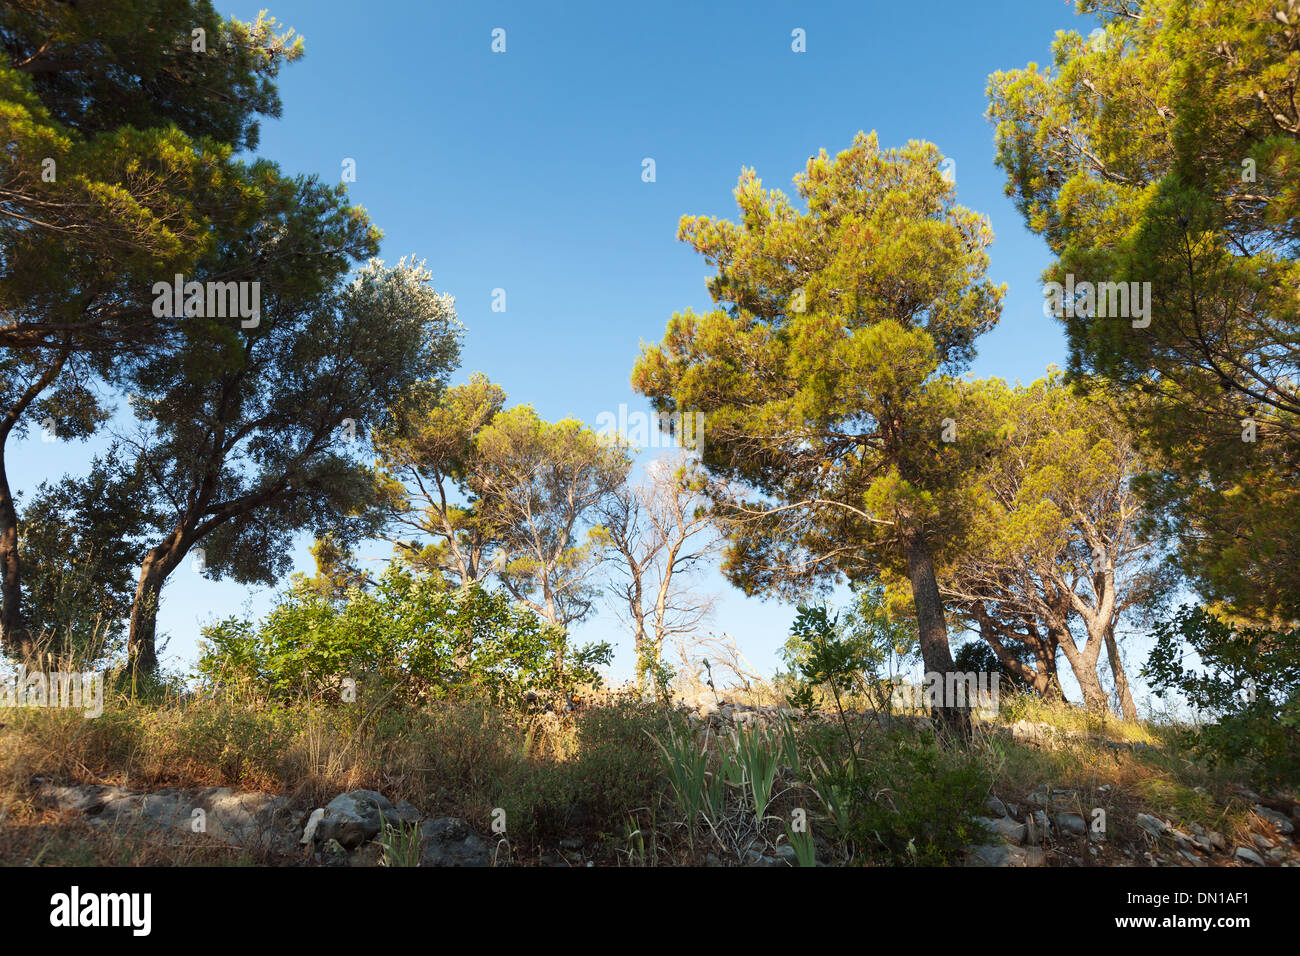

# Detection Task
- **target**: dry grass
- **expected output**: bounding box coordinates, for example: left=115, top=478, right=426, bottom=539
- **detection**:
left=0, top=683, right=1291, bottom=866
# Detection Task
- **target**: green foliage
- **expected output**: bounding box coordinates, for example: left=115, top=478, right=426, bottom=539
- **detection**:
left=17, top=450, right=155, bottom=660
left=377, top=376, right=631, bottom=635
left=803, top=722, right=991, bottom=865
left=988, top=0, right=1300, bottom=621
left=654, top=725, right=728, bottom=844
left=783, top=605, right=870, bottom=712
left=1145, top=606, right=1300, bottom=781
left=377, top=818, right=422, bottom=867
left=849, top=734, right=991, bottom=865
left=633, top=133, right=1005, bottom=599
left=197, top=565, right=611, bottom=705
left=498, top=697, right=668, bottom=849
left=654, top=717, right=802, bottom=859
left=781, top=584, right=917, bottom=696
left=1, top=2, right=301, bottom=149
left=954, top=640, right=1030, bottom=695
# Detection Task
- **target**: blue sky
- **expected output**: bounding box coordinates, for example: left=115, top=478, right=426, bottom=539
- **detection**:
left=11, top=0, right=1160, bottom=705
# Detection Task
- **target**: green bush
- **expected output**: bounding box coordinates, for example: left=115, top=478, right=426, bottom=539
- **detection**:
left=498, top=698, right=670, bottom=849
left=1145, top=605, right=1300, bottom=782
left=801, top=722, right=991, bottom=865
left=197, top=565, right=611, bottom=705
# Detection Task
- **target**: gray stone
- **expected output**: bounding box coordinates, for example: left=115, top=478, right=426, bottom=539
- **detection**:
left=964, top=844, right=1046, bottom=867
left=1136, top=813, right=1169, bottom=838
left=1234, top=846, right=1266, bottom=866
left=1054, top=812, right=1087, bottom=837
left=419, top=817, right=491, bottom=867
left=1254, top=805, right=1296, bottom=835
left=41, top=782, right=289, bottom=850
left=392, top=800, right=422, bottom=828
left=318, top=790, right=397, bottom=849
left=1025, top=809, right=1051, bottom=844
left=976, top=815, right=1026, bottom=845
left=985, top=796, right=1008, bottom=818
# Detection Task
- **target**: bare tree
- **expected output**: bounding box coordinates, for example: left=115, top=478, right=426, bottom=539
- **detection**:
left=600, top=453, right=723, bottom=685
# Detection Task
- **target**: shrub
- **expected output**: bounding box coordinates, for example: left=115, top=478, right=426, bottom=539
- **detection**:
left=1145, top=605, right=1300, bottom=782
left=197, top=565, right=612, bottom=705
left=840, top=732, right=992, bottom=865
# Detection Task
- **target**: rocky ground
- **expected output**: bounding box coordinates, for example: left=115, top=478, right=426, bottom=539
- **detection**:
left=7, top=699, right=1295, bottom=867
left=29, top=781, right=498, bottom=867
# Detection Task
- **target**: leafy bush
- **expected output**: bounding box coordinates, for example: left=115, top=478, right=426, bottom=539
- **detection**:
left=954, top=640, right=1032, bottom=695
left=812, top=727, right=990, bottom=865
left=498, top=697, right=670, bottom=849
left=197, top=565, right=611, bottom=705
left=1145, top=605, right=1300, bottom=781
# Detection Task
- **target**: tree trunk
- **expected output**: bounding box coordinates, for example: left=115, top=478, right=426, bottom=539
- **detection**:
left=0, top=461, right=33, bottom=660
left=1063, top=649, right=1109, bottom=711
left=902, top=526, right=969, bottom=738
left=0, top=351, right=68, bottom=660
left=127, top=540, right=187, bottom=675
left=1031, top=630, right=1064, bottom=700
left=1103, top=626, right=1139, bottom=722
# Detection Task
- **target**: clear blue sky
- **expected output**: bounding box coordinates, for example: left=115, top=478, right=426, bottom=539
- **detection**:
left=12, top=0, right=1156, bottom=706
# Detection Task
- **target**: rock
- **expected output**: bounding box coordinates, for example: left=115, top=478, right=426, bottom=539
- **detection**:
left=775, top=844, right=799, bottom=863
left=1011, top=721, right=1056, bottom=744
left=322, top=838, right=349, bottom=866
left=195, top=788, right=290, bottom=848
left=964, top=844, right=1046, bottom=867
left=37, top=783, right=133, bottom=815
left=985, top=796, right=1008, bottom=818
left=39, top=782, right=290, bottom=851
left=1252, top=833, right=1276, bottom=851
left=1026, top=809, right=1051, bottom=844
left=743, top=848, right=788, bottom=867
left=317, top=790, right=397, bottom=849
left=1254, top=805, right=1296, bottom=835
left=1136, top=813, right=1169, bottom=838
left=393, top=801, right=422, bottom=828
left=301, top=808, right=325, bottom=845
left=976, top=816, right=1026, bottom=846
left=1234, top=846, right=1266, bottom=866
left=350, top=844, right=384, bottom=867
left=1054, top=812, right=1087, bottom=837
left=419, top=817, right=491, bottom=867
